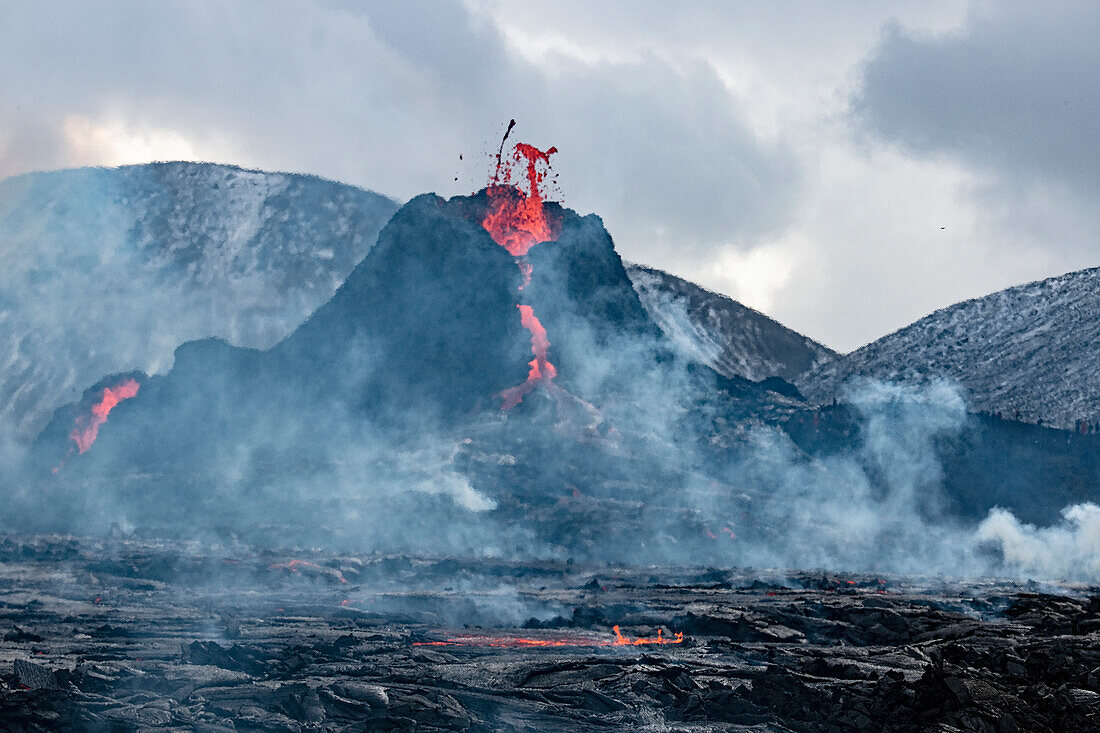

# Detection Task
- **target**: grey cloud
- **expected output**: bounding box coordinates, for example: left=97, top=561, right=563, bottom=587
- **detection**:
left=855, top=2, right=1100, bottom=196
left=0, top=117, right=68, bottom=182
left=0, top=0, right=798, bottom=264
left=544, top=58, right=800, bottom=261
left=332, top=1, right=802, bottom=260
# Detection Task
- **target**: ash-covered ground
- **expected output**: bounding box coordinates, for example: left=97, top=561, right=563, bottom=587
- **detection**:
left=2, top=534, right=1099, bottom=731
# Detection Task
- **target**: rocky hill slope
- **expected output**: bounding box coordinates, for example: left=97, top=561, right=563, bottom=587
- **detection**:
left=626, top=264, right=836, bottom=383
left=797, top=267, right=1100, bottom=428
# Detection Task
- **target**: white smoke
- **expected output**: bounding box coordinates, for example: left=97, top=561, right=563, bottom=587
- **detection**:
left=690, top=377, right=1100, bottom=582
left=716, top=378, right=972, bottom=574
left=977, top=503, right=1100, bottom=580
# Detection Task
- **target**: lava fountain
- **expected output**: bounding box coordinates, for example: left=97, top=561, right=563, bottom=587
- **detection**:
left=481, top=123, right=562, bottom=409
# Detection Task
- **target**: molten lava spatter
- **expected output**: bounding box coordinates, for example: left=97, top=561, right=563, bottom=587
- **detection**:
left=481, top=129, right=562, bottom=409
left=413, top=626, right=684, bottom=648
left=69, top=378, right=140, bottom=454
left=612, top=625, right=684, bottom=646
left=483, top=143, right=560, bottom=256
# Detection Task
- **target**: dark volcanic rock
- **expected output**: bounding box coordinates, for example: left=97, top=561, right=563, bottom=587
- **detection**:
left=273, top=192, right=531, bottom=421
left=13, top=659, right=67, bottom=691
left=2, top=535, right=1099, bottom=731
left=30, top=190, right=721, bottom=465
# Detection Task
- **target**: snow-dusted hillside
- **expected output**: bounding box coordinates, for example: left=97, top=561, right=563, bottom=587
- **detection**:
left=625, top=264, right=836, bottom=383
left=797, top=267, right=1100, bottom=428
left=0, top=162, right=398, bottom=445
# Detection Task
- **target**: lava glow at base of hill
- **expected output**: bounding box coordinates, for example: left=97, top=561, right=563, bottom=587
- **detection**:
left=69, top=378, right=141, bottom=454
left=54, top=377, right=142, bottom=471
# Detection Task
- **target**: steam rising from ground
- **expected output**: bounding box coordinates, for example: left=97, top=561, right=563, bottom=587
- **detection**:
left=719, top=379, right=970, bottom=573
left=978, top=503, right=1100, bottom=580
left=706, top=378, right=1100, bottom=582
left=25, top=315, right=1096, bottom=584
left=0, top=163, right=396, bottom=452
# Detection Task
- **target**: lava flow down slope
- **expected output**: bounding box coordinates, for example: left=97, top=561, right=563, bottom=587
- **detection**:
left=20, top=134, right=1100, bottom=581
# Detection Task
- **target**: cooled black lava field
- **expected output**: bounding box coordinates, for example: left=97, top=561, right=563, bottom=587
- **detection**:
left=2, top=534, right=1099, bottom=731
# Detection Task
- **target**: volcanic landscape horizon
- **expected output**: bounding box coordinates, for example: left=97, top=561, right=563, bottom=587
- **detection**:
left=6, top=129, right=1100, bottom=729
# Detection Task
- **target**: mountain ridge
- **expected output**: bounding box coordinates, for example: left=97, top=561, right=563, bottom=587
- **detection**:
left=797, top=265, right=1100, bottom=428
left=625, top=263, right=836, bottom=384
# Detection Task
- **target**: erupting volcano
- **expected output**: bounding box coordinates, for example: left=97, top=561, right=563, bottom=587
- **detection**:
left=482, top=123, right=562, bottom=409
left=69, top=378, right=140, bottom=454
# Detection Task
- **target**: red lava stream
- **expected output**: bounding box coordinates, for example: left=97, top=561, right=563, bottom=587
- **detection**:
left=480, top=124, right=562, bottom=410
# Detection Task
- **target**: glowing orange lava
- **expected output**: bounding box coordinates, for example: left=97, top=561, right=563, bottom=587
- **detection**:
left=413, top=626, right=684, bottom=648
left=69, top=378, right=140, bottom=454
left=482, top=143, right=559, bottom=256
left=612, top=625, right=684, bottom=646
left=481, top=126, right=562, bottom=410
left=269, top=559, right=323, bottom=572
left=500, top=305, right=558, bottom=410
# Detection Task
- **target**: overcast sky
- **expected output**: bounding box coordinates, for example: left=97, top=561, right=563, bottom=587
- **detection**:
left=2, top=0, right=1098, bottom=352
